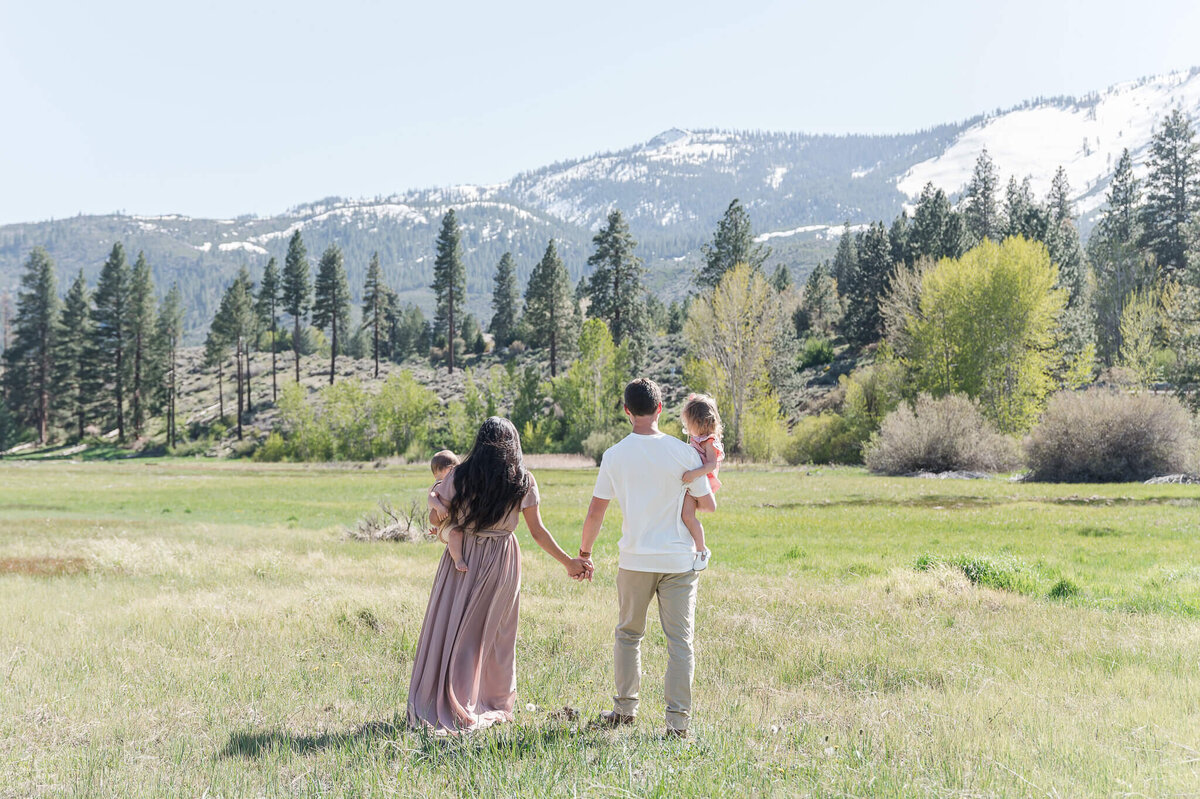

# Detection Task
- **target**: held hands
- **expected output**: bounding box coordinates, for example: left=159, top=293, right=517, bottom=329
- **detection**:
left=566, top=556, right=594, bottom=582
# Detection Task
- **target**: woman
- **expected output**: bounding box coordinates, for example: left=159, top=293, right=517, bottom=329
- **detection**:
left=407, top=417, right=589, bottom=733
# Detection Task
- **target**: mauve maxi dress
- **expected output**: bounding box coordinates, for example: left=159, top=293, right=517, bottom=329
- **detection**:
left=406, top=468, right=539, bottom=733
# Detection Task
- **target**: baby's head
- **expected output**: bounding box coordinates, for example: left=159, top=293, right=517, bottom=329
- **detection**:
left=681, top=393, right=723, bottom=440
left=430, top=450, right=459, bottom=482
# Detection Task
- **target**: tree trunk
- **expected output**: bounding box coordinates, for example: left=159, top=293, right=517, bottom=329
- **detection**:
left=133, top=332, right=142, bottom=436
left=244, top=345, right=252, bottom=413
left=447, top=295, right=455, bottom=374
left=217, top=358, right=224, bottom=421
left=235, top=338, right=244, bottom=441
left=169, top=338, right=176, bottom=448
left=373, top=309, right=380, bottom=378
left=294, top=319, right=301, bottom=383
left=271, top=316, right=278, bottom=401
left=37, top=327, right=49, bottom=445
left=115, top=332, right=125, bottom=443
left=329, top=317, right=336, bottom=385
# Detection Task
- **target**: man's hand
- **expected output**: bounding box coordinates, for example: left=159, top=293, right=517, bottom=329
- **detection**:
left=566, top=557, right=593, bottom=581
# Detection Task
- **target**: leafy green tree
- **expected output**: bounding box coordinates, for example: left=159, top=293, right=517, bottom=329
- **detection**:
left=1140, top=109, right=1200, bottom=277
left=373, top=371, right=439, bottom=456
left=313, top=243, right=351, bottom=385
left=525, top=240, right=576, bottom=376
left=900, top=237, right=1066, bottom=432
left=53, top=270, right=93, bottom=441
left=586, top=209, right=647, bottom=356
left=91, top=243, right=131, bottom=442
left=552, top=319, right=628, bottom=449
left=697, top=198, right=770, bottom=289
left=154, top=285, right=184, bottom=448
left=962, top=149, right=1000, bottom=244
left=362, top=251, right=386, bottom=378
left=684, top=263, right=784, bottom=452
left=431, top=210, right=466, bottom=373
left=282, top=231, right=311, bottom=383
left=127, top=251, right=157, bottom=436
left=255, top=256, right=281, bottom=400
left=1, top=248, right=58, bottom=443
left=489, top=252, right=521, bottom=347
left=1117, top=288, right=1162, bottom=386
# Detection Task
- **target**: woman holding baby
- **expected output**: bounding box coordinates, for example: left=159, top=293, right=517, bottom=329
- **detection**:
left=406, top=416, right=591, bottom=733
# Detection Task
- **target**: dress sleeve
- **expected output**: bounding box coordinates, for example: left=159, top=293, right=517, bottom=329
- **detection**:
left=434, top=469, right=456, bottom=504
left=520, top=474, right=540, bottom=509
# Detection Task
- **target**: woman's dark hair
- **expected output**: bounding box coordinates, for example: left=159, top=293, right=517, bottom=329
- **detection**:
left=447, top=417, right=532, bottom=533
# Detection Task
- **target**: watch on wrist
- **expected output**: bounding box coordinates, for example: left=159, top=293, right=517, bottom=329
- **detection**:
left=579, top=549, right=592, bottom=558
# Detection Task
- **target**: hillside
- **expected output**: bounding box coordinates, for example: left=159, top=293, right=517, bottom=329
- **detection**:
left=2, top=68, right=1198, bottom=340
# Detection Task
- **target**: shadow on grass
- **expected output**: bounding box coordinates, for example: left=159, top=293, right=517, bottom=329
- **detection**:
left=766, top=493, right=1199, bottom=511
left=219, top=716, right=612, bottom=762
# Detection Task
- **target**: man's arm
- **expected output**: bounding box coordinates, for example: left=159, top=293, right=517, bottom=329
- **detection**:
left=579, top=497, right=610, bottom=562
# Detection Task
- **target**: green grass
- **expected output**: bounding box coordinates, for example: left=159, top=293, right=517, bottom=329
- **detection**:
left=1, top=461, right=1198, bottom=797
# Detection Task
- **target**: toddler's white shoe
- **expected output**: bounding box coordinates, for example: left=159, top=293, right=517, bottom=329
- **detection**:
left=693, top=549, right=711, bottom=571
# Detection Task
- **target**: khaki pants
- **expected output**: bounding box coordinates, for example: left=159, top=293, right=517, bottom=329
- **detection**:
left=613, top=568, right=699, bottom=731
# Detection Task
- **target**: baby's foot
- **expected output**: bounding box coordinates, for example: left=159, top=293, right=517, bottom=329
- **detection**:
left=454, top=559, right=469, bottom=573
left=693, top=549, right=711, bottom=572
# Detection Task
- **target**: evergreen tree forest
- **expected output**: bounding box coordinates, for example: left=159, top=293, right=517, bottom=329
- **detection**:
left=3, top=110, right=1200, bottom=463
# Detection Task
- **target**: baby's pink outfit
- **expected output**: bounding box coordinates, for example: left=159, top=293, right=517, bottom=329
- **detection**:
left=689, top=434, right=724, bottom=493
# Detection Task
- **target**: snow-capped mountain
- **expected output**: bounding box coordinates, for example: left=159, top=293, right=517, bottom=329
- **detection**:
left=2, top=67, right=1198, bottom=337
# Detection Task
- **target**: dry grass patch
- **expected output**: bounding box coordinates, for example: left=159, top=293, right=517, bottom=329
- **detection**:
left=0, top=557, right=89, bottom=577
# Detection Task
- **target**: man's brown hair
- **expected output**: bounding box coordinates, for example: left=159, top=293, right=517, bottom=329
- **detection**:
left=430, top=449, right=459, bottom=474
left=623, top=378, right=663, bottom=417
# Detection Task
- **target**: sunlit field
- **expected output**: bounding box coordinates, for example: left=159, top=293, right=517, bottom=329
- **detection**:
left=1, top=460, right=1198, bottom=797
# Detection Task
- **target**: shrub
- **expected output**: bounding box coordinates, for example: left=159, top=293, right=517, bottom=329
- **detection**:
left=784, top=412, right=863, bottom=465
left=798, top=336, right=834, bottom=370
left=742, top=393, right=789, bottom=463
left=582, top=429, right=623, bottom=465
left=254, top=432, right=289, bottom=462
left=1025, top=389, right=1197, bottom=482
left=865, top=394, right=1020, bottom=475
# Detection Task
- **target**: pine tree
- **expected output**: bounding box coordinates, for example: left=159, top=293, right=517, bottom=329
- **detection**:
left=1, top=248, right=59, bottom=444
left=770, top=264, right=793, bottom=292
left=212, top=272, right=254, bottom=440
left=91, top=243, right=131, bottom=442
left=489, top=252, right=520, bottom=347
left=796, top=261, right=840, bottom=335
left=697, top=198, right=770, bottom=288
left=362, top=251, right=386, bottom=378
left=155, top=285, right=184, bottom=448
left=1091, top=150, right=1154, bottom=365
left=203, top=328, right=227, bottom=422
left=127, top=251, right=157, bottom=436
left=585, top=209, right=647, bottom=352
left=431, top=210, right=466, bottom=373
left=910, top=183, right=963, bottom=262
left=1001, top=176, right=1036, bottom=240
left=53, top=270, right=93, bottom=441
left=524, top=240, right=576, bottom=376
left=963, top=149, right=1000, bottom=244
left=255, top=256, right=281, bottom=401
left=1140, top=109, right=1200, bottom=277
left=840, top=223, right=894, bottom=346
left=831, top=224, right=858, bottom=289
left=281, top=231, right=311, bottom=383
left=313, top=244, right=351, bottom=385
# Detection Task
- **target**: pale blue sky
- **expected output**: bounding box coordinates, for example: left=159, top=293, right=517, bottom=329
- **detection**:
left=2, top=0, right=1198, bottom=224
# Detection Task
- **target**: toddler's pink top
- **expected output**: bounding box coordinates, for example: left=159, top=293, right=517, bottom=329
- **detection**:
left=689, top=434, right=724, bottom=493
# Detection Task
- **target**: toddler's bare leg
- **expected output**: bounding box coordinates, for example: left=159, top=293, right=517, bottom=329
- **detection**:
left=681, top=493, right=707, bottom=554
left=448, top=528, right=468, bottom=572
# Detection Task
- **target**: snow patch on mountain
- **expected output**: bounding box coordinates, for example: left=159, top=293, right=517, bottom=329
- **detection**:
left=898, top=69, right=1200, bottom=214
left=218, top=241, right=269, bottom=255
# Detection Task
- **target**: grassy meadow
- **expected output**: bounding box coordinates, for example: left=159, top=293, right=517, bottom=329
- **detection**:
left=1, top=460, right=1198, bottom=797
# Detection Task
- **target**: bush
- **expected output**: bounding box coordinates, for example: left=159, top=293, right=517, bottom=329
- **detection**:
left=784, top=412, right=864, bottom=465
left=742, top=393, right=789, bottom=462
left=1025, top=389, right=1197, bottom=482
left=865, top=394, right=1020, bottom=475
left=254, top=431, right=289, bottom=462
left=798, top=336, right=835, bottom=370
left=582, top=429, right=623, bottom=465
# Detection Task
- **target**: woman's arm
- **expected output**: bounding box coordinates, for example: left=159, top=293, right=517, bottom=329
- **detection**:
left=522, top=504, right=590, bottom=580
left=682, top=440, right=720, bottom=483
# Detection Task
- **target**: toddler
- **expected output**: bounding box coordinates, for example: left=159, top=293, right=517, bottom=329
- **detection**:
left=427, top=449, right=467, bottom=573
left=680, top=393, right=724, bottom=571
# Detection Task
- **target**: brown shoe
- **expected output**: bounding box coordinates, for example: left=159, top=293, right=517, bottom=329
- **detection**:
left=597, top=710, right=635, bottom=727
left=666, top=728, right=689, bottom=739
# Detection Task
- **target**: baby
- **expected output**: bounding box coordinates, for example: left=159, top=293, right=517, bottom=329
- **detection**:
left=680, top=393, right=724, bottom=571
left=427, top=449, right=467, bottom=573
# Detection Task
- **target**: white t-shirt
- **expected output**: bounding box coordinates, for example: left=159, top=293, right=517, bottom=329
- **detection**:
left=593, top=431, right=713, bottom=573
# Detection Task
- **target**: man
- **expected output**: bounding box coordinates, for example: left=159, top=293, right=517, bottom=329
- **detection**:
left=579, top=377, right=716, bottom=738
